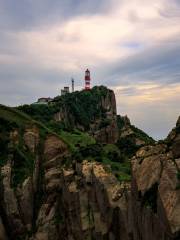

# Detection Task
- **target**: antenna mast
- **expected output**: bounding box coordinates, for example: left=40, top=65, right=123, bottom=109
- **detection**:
left=71, top=78, right=74, bottom=92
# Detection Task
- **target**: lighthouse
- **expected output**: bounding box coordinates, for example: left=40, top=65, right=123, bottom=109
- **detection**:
left=85, top=69, right=91, bottom=90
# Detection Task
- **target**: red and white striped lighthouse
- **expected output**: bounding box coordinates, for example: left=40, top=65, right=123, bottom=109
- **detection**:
left=85, top=69, right=91, bottom=90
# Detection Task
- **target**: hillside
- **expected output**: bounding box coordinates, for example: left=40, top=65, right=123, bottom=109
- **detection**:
left=18, top=86, right=154, bottom=149
left=16, top=86, right=155, bottom=181
left=0, top=104, right=68, bottom=187
left=1, top=87, right=179, bottom=240
left=131, top=116, right=180, bottom=239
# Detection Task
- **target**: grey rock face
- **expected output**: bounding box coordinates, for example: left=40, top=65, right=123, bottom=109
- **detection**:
left=1, top=114, right=180, bottom=240
left=130, top=118, right=180, bottom=240
left=54, top=88, right=119, bottom=144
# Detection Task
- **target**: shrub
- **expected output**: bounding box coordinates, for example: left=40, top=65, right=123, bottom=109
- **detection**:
left=116, top=137, right=139, bottom=157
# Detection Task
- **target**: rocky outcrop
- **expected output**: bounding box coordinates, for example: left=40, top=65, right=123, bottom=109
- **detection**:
left=0, top=102, right=179, bottom=239
left=0, top=124, right=130, bottom=240
left=0, top=127, right=39, bottom=239
left=32, top=141, right=130, bottom=240
left=0, top=127, right=70, bottom=240
left=100, top=87, right=117, bottom=115
left=0, top=122, right=180, bottom=240
left=33, top=135, right=68, bottom=240
left=58, top=161, right=130, bottom=240
left=92, top=118, right=119, bottom=144
left=24, top=126, right=39, bottom=153
left=167, top=116, right=180, bottom=159
left=53, top=87, right=153, bottom=146
left=90, top=88, right=119, bottom=144
left=54, top=86, right=119, bottom=144
left=130, top=116, right=180, bottom=240
left=117, top=115, right=154, bottom=147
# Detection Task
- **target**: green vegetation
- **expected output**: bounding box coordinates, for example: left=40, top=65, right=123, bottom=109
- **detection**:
left=116, top=128, right=154, bottom=159
left=0, top=104, right=66, bottom=188
left=0, top=104, right=57, bottom=135
left=103, top=144, right=124, bottom=162
left=0, top=86, right=155, bottom=186
left=53, top=86, right=111, bottom=129
left=116, top=115, right=155, bottom=159
left=0, top=105, right=39, bottom=187
left=0, top=104, right=31, bottom=126
left=0, top=108, right=20, bottom=167
left=116, top=136, right=139, bottom=158
left=102, top=157, right=131, bottom=182
left=117, top=115, right=126, bottom=130
left=131, top=125, right=154, bottom=145
left=59, top=129, right=96, bottom=150
left=12, top=146, right=35, bottom=188
left=0, top=104, right=99, bottom=186
left=71, top=143, right=131, bottom=182
left=17, top=104, right=58, bottom=124
left=99, top=118, right=111, bottom=129
left=17, top=86, right=110, bottom=131
left=72, top=143, right=102, bottom=162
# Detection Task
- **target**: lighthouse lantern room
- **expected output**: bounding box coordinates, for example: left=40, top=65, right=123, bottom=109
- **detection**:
left=85, top=69, right=91, bottom=90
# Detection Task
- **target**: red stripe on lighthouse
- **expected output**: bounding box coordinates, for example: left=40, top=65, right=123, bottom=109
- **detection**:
left=85, top=69, right=91, bottom=90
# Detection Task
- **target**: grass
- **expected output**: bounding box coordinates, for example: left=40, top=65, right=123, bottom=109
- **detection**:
left=59, top=129, right=96, bottom=150
left=102, top=157, right=131, bottom=182
left=115, top=172, right=131, bottom=182
left=103, top=144, right=120, bottom=155
left=0, top=104, right=32, bottom=126
left=1, top=105, right=93, bottom=152
left=0, top=104, right=69, bottom=143
left=11, top=140, right=35, bottom=188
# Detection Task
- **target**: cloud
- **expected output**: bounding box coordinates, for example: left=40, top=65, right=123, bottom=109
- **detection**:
left=105, top=35, right=180, bottom=86
left=0, top=0, right=110, bottom=30
left=114, top=83, right=180, bottom=140
left=0, top=0, right=179, bottom=139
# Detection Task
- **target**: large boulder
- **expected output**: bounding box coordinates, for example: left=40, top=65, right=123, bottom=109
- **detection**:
left=130, top=117, right=180, bottom=239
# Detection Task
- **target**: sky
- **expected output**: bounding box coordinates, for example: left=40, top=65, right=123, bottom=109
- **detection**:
left=0, top=0, right=180, bottom=140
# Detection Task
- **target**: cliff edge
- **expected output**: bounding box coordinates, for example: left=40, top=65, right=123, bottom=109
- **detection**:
left=0, top=87, right=179, bottom=240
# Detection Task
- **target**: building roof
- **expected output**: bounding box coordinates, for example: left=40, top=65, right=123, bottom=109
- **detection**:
left=38, top=97, right=52, bottom=100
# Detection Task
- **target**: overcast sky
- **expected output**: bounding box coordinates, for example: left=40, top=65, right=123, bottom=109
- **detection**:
left=0, top=0, right=180, bottom=139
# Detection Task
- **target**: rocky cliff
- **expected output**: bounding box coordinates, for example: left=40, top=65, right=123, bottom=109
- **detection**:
left=130, top=116, right=180, bottom=239
left=0, top=90, right=179, bottom=240
left=54, top=86, right=119, bottom=144
left=0, top=114, right=130, bottom=240
left=17, top=86, right=153, bottom=147
left=0, top=106, right=129, bottom=239
left=1, top=115, right=180, bottom=240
